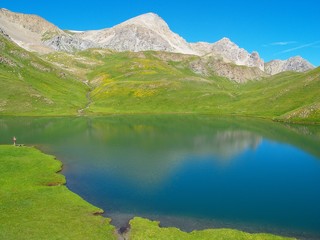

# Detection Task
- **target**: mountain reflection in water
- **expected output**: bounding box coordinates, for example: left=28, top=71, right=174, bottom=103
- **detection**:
left=0, top=115, right=319, bottom=239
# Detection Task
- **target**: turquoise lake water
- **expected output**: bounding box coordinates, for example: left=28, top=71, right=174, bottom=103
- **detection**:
left=1, top=116, right=319, bottom=239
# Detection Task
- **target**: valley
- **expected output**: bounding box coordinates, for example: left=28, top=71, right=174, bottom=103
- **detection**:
left=1, top=5, right=320, bottom=240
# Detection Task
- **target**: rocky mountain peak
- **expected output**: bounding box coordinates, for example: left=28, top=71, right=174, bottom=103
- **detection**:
left=211, top=38, right=240, bottom=53
left=76, top=12, right=196, bottom=55
left=213, top=39, right=264, bottom=71
left=285, top=56, right=314, bottom=70
left=215, top=37, right=234, bottom=45
left=191, top=38, right=264, bottom=71
left=265, top=56, right=314, bottom=75
left=291, top=55, right=303, bottom=60
left=120, top=12, right=167, bottom=29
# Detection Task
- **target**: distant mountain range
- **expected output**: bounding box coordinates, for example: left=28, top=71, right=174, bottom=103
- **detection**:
left=0, top=8, right=314, bottom=78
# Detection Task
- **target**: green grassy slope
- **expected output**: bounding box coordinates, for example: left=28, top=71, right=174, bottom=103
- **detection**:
left=1, top=37, right=319, bottom=123
left=82, top=51, right=240, bottom=114
left=78, top=50, right=319, bottom=123
left=0, top=145, right=116, bottom=240
left=0, top=34, right=87, bottom=116
left=129, top=217, right=295, bottom=240
left=234, top=68, right=320, bottom=123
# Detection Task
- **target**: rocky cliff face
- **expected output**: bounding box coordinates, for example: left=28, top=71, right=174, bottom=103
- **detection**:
left=265, top=56, right=315, bottom=75
left=44, top=35, right=98, bottom=52
left=191, top=38, right=265, bottom=71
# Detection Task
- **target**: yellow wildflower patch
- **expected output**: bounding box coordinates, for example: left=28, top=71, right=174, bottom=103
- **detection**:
left=134, top=89, right=157, bottom=98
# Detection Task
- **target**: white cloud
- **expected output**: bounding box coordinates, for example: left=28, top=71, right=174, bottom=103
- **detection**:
left=263, top=41, right=296, bottom=47
left=277, top=41, right=320, bottom=54
left=270, top=41, right=296, bottom=46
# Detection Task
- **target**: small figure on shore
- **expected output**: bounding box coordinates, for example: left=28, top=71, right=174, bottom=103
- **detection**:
left=13, top=136, right=16, bottom=146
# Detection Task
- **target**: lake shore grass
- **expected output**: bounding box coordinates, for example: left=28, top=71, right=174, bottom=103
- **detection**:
left=0, top=145, right=117, bottom=240
left=129, top=217, right=295, bottom=240
left=0, top=145, right=296, bottom=240
left=0, top=112, right=320, bottom=126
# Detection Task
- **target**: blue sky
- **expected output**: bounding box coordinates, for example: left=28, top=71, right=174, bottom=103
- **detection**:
left=1, top=0, right=319, bottom=66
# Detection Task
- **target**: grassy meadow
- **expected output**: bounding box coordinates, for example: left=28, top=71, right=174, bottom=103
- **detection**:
left=0, top=34, right=88, bottom=116
left=1, top=33, right=319, bottom=123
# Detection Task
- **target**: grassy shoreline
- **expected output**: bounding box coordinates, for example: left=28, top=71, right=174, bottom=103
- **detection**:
left=0, top=145, right=116, bottom=240
left=0, top=145, right=296, bottom=239
left=0, top=112, right=319, bottom=126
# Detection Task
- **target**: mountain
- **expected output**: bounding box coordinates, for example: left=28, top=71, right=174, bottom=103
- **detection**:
left=75, top=13, right=197, bottom=55
left=191, top=38, right=265, bottom=71
left=0, top=7, right=316, bottom=82
left=75, top=19, right=266, bottom=71
left=265, top=56, right=315, bottom=75
left=0, top=8, right=62, bottom=53
left=1, top=24, right=320, bottom=123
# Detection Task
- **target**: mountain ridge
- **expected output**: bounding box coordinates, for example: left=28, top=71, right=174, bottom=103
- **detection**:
left=265, top=56, right=315, bottom=75
left=191, top=38, right=265, bottom=71
left=0, top=8, right=62, bottom=53
left=0, top=8, right=315, bottom=78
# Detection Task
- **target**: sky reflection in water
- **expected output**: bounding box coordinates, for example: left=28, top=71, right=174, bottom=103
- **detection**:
left=0, top=115, right=319, bottom=239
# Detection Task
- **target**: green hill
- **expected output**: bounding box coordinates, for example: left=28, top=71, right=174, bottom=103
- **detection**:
left=73, top=50, right=320, bottom=123
left=1, top=36, right=319, bottom=124
left=0, top=34, right=87, bottom=116
left=235, top=68, right=320, bottom=123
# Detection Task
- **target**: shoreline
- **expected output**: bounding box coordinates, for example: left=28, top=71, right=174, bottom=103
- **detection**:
left=0, top=112, right=319, bottom=125
left=0, top=145, right=117, bottom=240
left=105, top=211, right=318, bottom=240
left=0, top=145, right=297, bottom=239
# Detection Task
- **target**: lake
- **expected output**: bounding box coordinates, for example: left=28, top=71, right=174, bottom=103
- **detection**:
left=0, top=115, right=320, bottom=239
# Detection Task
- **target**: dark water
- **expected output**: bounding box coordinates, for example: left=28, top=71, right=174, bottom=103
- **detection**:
left=1, top=115, right=320, bottom=239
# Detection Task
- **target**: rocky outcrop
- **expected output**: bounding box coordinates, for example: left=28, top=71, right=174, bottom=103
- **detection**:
left=0, top=54, right=17, bottom=67
left=189, top=56, right=267, bottom=83
left=44, top=35, right=98, bottom=52
left=191, top=38, right=265, bottom=71
left=0, top=27, right=11, bottom=40
left=265, top=56, right=315, bottom=75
